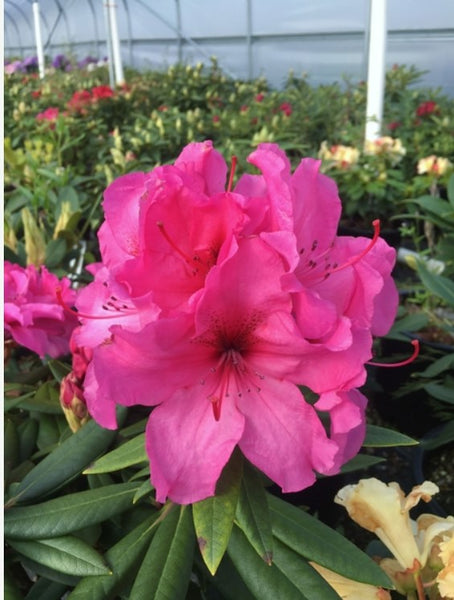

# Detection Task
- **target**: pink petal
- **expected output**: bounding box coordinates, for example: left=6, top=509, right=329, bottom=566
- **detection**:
left=174, top=140, right=227, bottom=195
left=291, top=158, right=341, bottom=255
left=146, top=387, right=245, bottom=504
left=237, top=378, right=337, bottom=492
left=315, top=389, right=367, bottom=474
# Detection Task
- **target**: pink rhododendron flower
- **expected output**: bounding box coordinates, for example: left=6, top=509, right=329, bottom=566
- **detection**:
left=4, top=261, right=78, bottom=358
left=91, top=85, right=114, bottom=100
left=60, top=328, right=92, bottom=431
left=416, top=100, right=438, bottom=117
left=75, top=141, right=398, bottom=504
left=36, top=107, right=60, bottom=122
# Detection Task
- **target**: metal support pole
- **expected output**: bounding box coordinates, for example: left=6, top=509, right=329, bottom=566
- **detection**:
left=365, top=0, right=387, bottom=141
left=32, top=1, right=45, bottom=78
left=108, top=1, right=124, bottom=85
left=102, top=0, right=115, bottom=88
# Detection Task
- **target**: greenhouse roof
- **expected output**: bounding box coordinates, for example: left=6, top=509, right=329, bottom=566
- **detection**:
left=4, top=0, right=454, bottom=94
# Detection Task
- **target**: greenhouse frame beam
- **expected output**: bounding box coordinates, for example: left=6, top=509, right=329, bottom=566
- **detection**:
left=32, top=2, right=45, bottom=78
left=4, top=11, right=25, bottom=55
left=365, top=0, right=387, bottom=141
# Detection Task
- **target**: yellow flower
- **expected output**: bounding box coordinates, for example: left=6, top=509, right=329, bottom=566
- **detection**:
left=310, top=562, right=391, bottom=599
left=335, top=479, right=439, bottom=570
left=318, top=141, right=360, bottom=169
left=437, top=533, right=454, bottom=598
left=417, top=155, right=453, bottom=176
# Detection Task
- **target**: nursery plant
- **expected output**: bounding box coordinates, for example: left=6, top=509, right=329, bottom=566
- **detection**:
left=4, top=59, right=454, bottom=600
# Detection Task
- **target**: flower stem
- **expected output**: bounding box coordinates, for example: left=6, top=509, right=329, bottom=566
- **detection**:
left=413, top=573, right=426, bottom=600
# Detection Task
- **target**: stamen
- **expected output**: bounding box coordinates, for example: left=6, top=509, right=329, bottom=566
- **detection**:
left=327, top=220, right=381, bottom=275
left=227, top=155, right=238, bottom=193
left=156, top=221, right=194, bottom=263
left=367, top=339, right=420, bottom=368
left=55, top=286, right=134, bottom=321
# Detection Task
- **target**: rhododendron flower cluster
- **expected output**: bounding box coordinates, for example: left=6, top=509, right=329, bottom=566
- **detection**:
left=417, top=155, right=453, bottom=177
left=318, top=141, right=360, bottom=169
left=4, top=261, right=78, bottom=358
left=36, top=107, right=60, bottom=123
left=73, top=141, right=398, bottom=504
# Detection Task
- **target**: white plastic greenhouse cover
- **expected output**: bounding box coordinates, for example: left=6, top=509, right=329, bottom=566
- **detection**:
left=4, top=0, right=454, bottom=95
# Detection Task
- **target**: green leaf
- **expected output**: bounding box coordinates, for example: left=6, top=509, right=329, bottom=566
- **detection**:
left=133, top=479, right=154, bottom=504
left=267, top=494, right=391, bottom=588
left=208, top=553, right=256, bottom=600
left=193, top=450, right=243, bottom=575
left=423, top=382, right=454, bottom=404
left=18, top=418, right=39, bottom=462
left=235, top=462, right=273, bottom=565
left=416, top=353, right=454, bottom=378
left=3, top=569, right=24, bottom=600
left=340, top=454, right=385, bottom=472
left=416, top=260, right=454, bottom=307
left=363, top=425, right=418, bottom=447
left=4, top=483, right=139, bottom=539
left=68, top=514, right=158, bottom=600
left=421, top=420, right=454, bottom=450
left=47, top=359, right=72, bottom=383
left=23, top=578, right=68, bottom=600
left=129, top=505, right=195, bottom=600
left=84, top=433, right=147, bottom=474
left=228, top=525, right=304, bottom=599
left=448, top=174, right=454, bottom=206
left=272, top=538, right=341, bottom=600
left=8, top=535, right=110, bottom=576
left=8, top=418, right=119, bottom=506
left=386, top=312, right=429, bottom=339
left=45, top=239, right=67, bottom=269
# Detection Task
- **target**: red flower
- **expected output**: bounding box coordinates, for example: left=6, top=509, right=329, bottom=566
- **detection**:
left=416, top=101, right=438, bottom=117
left=31, top=90, right=42, bottom=99
left=67, top=89, right=92, bottom=112
left=255, top=93, right=265, bottom=103
left=279, top=102, right=292, bottom=117
left=212, top=115, right=220, bottom=123
left=387, top=121, right=401, bottom=131
left=158, top=104, right=169, bottom=112
left=36, top=107, right=60, bottom=123
left=91, top=85, right=114, bottom=100
left=240, top=104, right=249, bottom=113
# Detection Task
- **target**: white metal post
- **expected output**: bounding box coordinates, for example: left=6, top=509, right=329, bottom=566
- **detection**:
left=103, top=0, right=115, bottom=89
left=32, top=2, right=45, bottom=79
left=365, top=0, right=387, bottom=141
left=108, top=1, right=124, bottom=85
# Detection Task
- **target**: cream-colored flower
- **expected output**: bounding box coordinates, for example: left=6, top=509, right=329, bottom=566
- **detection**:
left=310, top=562, right=391, bottom=599
left=437, top=533, right=454, bottom=598
left=364, top=136, right=406, bottom=162
left=318, top=141, right=360, bottom=168
left=335, top=479, right=439, bottom=570
left=417, top=155, right=453, bottom=176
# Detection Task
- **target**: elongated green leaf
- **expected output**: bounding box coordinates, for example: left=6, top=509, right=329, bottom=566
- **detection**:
left=363, top=425, right=418, bottom=447
left=448, top=174, right=454, bottom=205
left=208, top=553, right=256, bottom=600
left=4, top=569, right=24, bottom=600
left=23, top=578, right=68, bottom=600
left=235, top=462, right=273, bottom=564
left=268, top=494, right=391, bottom=588
left=68, top=514, right=158, bottom=600
left=228, top=525, right=304, bottom=599
left=417, top=353, right=454, bottom=378
left=5, top=483, right=139, bottom=539
left=340, top=454, right=385, bottom=473
left=21, top=556, right=80, bottom=587
left=9, top=417, right=121, bottom=505
left=193, top=450, right=243, bottom=575
left=416, top=260, right=454, bottom=306
left=272, top=538, right=341, bottom=600
left=424, top=382, right=454, bottom=404
left=84, top=433, right=147, bottom=474
left=8, top=535, right=110, bottom=576
left=133, top=479, right=154, bottom=504
left=130, top=505, right=195, bottom=600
